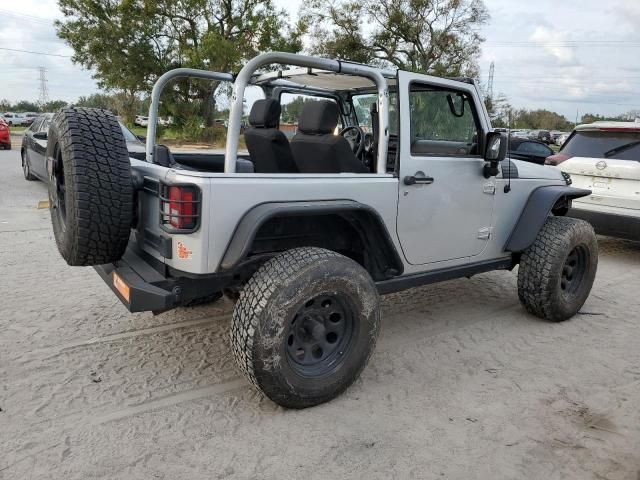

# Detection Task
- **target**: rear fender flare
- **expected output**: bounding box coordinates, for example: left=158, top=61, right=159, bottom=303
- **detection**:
left=219, top=200, right=403, bottom=279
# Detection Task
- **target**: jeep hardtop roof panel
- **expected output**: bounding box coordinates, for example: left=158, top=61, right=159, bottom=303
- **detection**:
left=252, top=68, right=397, bottom=91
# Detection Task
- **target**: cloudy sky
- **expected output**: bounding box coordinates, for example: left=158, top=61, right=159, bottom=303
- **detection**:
left=1, top=0, right=639, bottom=119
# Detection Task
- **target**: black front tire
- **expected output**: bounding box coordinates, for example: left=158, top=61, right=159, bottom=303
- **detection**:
left=518, top=216, right=598, bottom=321
left=47, top=108, right=133, bottom=266
left=231, top=247, right=380, bottom=409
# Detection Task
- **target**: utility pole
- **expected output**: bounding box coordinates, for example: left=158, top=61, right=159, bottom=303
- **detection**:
left=38, top=67, right=49, bottom=108
left=487, top=61, right=495, bottom=100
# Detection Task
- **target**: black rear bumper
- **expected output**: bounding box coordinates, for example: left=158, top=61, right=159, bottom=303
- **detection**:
left=93, top=247, right=224, bottom=313
left=94, top=249, right=180, bottom=312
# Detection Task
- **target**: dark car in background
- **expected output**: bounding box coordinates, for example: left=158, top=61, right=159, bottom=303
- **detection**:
left=529, top=129, right=552, bottom=144
left=0, top=118, right=10, bottom=150
left=21, top=113, right=146, bottom=181
left=507, top=137, right=555, bottom=165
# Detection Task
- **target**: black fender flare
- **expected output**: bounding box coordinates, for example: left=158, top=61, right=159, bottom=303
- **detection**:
left=219, top=200, right=404, bottom=278
left=505, top=185, right=592, bottom=252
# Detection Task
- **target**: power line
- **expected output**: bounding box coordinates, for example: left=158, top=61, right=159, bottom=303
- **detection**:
left=0, top=9, right=55, bottom=25
left=0, top=47, right=71, bottom=58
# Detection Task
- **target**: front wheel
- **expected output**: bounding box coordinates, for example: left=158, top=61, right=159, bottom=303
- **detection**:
left=518, top=216, right=598, bottom=321
left=231, top=247, right=380, bottom=408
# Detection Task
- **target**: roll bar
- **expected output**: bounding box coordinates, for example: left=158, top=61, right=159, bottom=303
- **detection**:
left=145, top=53, right=391, bottom=174
left=145, top=68, right=234, bottom=163
left=225, top=52, right=390, bottom=174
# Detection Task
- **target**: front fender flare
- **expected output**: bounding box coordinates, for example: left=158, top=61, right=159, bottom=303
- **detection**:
left=505, top=186, right=591, bottom=252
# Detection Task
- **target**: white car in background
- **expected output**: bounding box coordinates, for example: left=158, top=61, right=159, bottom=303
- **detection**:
left=546, top=121, right=640, bottom=241
left=1, top=112, right=30, bottom=126
left=134, top=115, right=149, bottom=127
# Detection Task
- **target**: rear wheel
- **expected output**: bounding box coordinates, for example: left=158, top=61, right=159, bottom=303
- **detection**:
left=231, top=247, right=380, bottom=408
left=22, top=150, right=36, bottom=181
left=518, top=216, right=598, bottom=321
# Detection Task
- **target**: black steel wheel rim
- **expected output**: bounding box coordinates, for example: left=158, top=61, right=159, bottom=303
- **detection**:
left=285, top=293, right=356, bottom=377
left=51, top=148, right=67, bottom=228
left=560, top=244, right=588, bottom=295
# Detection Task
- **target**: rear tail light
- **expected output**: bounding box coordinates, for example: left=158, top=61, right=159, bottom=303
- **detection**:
left=545, top=153, right=571, bottom=166
left=160, top=184, right=200, bottom=232
left=0, top=123, right=7, bottom=132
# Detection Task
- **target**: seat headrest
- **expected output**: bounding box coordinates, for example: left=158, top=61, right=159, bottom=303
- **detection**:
left=249, top=99, right=281, bottom=128
left=298, top=100, right=339, bottom=134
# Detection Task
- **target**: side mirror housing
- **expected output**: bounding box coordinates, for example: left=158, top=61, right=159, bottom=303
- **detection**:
left=33, top=131, right=48, bottom=140
left=483, top=132, right=507, bottom=178
left=136, top=135, right=146, bottom=142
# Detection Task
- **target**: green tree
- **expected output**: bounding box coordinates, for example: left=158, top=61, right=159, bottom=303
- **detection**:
left=13, top=100, right=41, bottom=112
left=302, top=0, right=489, bottom=76
left=42, top=100, right=69, bottom=112
left=56, top=0, right=304, bottom=124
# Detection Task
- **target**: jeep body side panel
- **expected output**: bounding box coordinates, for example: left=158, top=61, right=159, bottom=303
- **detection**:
left=505, top=185, right=592, bottom=252
left=220, top=200, right=404, bottom=277
left=198, top=173, right=402, bottom=274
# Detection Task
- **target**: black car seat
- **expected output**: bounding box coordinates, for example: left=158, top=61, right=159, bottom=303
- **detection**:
left=244, top=99, right=297, bottom=173
left=290, top=100, right=368, bottom=173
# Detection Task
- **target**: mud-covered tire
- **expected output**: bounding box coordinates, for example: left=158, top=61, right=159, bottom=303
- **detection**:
left=47, top=108, right=133, bottom=266
left=518, top=216, right=598, bottom=321
left=22, top=150, right=36, bottom=181
left=231, top=247, right=380, bottom=409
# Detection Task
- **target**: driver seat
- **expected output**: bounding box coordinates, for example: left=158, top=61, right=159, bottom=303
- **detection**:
left=291, top=101, right=368, bottom=173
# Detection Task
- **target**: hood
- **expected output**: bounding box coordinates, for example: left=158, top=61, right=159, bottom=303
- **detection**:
left=507, top=158, right=566, bottom=181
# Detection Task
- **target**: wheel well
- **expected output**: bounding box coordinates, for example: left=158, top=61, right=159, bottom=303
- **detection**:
left=246, top=211, right=403, bottom=281
left=551, top=195, right=571, bottom=216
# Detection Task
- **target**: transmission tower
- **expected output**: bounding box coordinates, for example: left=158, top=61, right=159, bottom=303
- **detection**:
left=38, top=67, right=49, bottom=106
left=487, top=61, right=495, bottom=99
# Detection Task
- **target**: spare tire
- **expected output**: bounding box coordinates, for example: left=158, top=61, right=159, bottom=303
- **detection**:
left=47, top=107, right=133, bottom=266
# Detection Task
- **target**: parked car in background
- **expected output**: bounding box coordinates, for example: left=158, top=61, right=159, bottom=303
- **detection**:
left=555, top=132, right=570, bottom=146
left=21, top=113, right=146, bottom=181
left=135, top=115, right=149, bottom=127
left=510, top=130, right=530, bottom=139
left=0, top=118, right=10, bottom=150
left=508, top=137, right=555, bottom=164
left=1, top=112, right=30, bottom=126
left=546, top=121, right=640, bottom=240
left=529, top=129, right=552, bottom=144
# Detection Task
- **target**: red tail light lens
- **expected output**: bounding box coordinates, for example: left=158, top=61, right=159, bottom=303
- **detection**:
left=160, top=184, right=200, bottom=232
left=0, top=123, right=7, bottom=132
left=545, top=153, right=571, bottom=166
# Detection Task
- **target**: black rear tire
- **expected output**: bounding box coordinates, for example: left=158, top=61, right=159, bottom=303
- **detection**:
left=22, top=151, right=36, bottom=181
left=231, top=247, right=380, bottom=408
left=518, top=216, right=598, bottom=321
left=47, top=108, right=133, bottom=266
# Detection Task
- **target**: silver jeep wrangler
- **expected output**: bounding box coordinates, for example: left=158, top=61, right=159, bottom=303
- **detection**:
left=46, top=52, right=598, bottom=408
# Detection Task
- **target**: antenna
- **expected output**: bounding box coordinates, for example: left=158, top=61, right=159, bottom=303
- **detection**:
left=38, top=67, right=49, bottom=107
left=504, top=109, right=512, bottom=194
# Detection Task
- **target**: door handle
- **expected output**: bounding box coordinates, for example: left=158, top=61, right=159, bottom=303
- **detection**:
left=404, top=172, right=434, bottom=185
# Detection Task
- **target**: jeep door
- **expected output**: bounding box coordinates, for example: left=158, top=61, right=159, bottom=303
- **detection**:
left=396, top=72, right=495, bottom=265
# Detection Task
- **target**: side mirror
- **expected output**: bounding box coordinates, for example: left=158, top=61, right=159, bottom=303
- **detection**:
left=483, top=132, right=507, bottom=178
left=136, top=135, right=146, bottom=142
left=33, top=131, right=48, bottom=140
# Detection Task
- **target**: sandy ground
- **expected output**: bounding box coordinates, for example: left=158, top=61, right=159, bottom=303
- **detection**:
left=1, top=147, right=640, bottom=480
